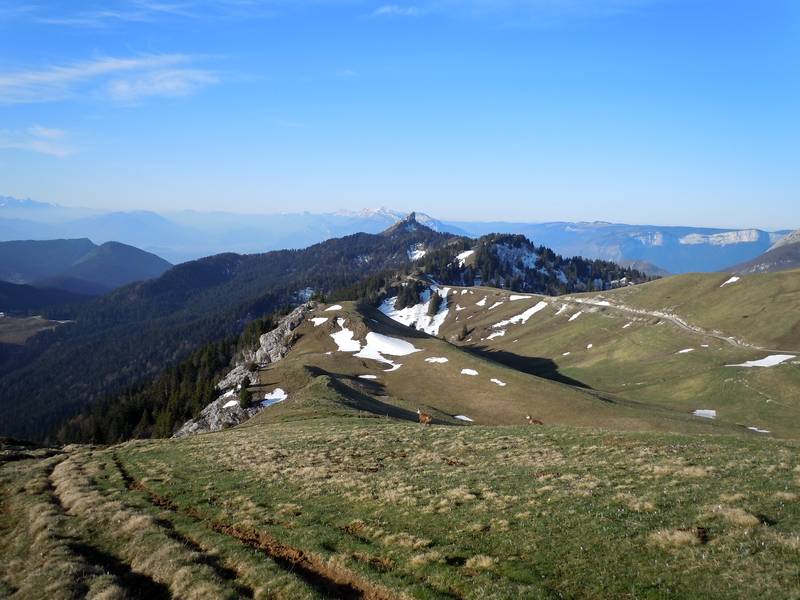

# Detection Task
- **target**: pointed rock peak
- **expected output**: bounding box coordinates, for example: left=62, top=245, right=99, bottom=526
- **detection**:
left=381, top=211, right=432, bottom=236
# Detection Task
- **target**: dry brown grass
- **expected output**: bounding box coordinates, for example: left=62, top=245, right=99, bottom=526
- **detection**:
left=648, top=529, right=702, bottom=548
left=464, top=555, right=497, bottom=570
left=710, top=506, right=761, bottom=528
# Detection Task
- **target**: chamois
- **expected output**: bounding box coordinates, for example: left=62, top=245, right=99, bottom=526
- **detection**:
left=417, top=408, right=432, bottom=426
left=525, top=415, right=544, bottom=425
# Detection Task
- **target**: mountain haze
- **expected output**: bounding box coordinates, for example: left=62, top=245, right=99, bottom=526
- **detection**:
left=0, top=238, right=172, bottom=296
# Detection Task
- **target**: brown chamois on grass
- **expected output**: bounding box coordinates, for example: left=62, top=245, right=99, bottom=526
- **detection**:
left=417, top=408, right=432, bottom=426
left=526, top=415, right=544, bottom=425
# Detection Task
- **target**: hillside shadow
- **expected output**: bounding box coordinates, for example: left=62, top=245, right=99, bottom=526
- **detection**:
left=305, top=366, right=423, bottom=423
left=465, top=346, right=593, bottom=389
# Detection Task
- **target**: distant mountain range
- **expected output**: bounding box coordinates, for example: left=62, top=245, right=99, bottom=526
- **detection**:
left=731, top=228, right=800, bottom=274
left=0, top=196, right=793, bottom=273
left=0, top=238, right=172, bottom=297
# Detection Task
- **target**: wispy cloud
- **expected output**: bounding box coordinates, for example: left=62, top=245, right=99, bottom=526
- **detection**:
left=0, top=54, right=217, bottom=104
left=4, top=0, right=656, bottom=27
left=0, top=125, right=74, bottom=157
left=5, top=0, right=277, bottom=27
left=370, top=5, right=424, bottom=17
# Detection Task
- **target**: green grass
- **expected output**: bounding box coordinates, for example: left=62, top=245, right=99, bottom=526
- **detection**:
left=432, top=277, right=800, bottom=438
left=5, top=416, right=798, bottom=599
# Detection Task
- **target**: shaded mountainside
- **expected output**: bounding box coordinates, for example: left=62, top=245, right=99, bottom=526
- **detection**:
left=729, top=229, right=800, bottom=273
left=0, top=238, right=172, bottom=295
left=0, top=281, right=90, bottom=314
left=0, top=219, right=453, bottom=440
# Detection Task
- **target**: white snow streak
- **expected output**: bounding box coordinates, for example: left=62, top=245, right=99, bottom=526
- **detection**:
left=568, top=311, right=582, bottom=322
left=693, top=409, right=716, bottom=419
left=720, top=276, right=740, bottom=287
left=425, top=357, right=449, bottom=363
left=492, top=301, right=548, bottom=328
left=325, top=304, right=343, bottom=311
left=726, top=354, right=795, bottom=368
left=456, top=250, right=475, bottom=266
left=461, top=368, right=479, bottom=376
left=310, top=317, right=329, bottom=327
left=490, top=378, right=507, bottom=387
left=330, top=319, right=361, bottom=352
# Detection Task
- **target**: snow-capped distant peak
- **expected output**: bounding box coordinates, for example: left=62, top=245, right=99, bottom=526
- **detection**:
left=333, top=208, right=443, bottom=231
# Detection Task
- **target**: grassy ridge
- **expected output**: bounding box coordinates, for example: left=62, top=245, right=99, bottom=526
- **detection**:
left=432, top=275, right=800, bottom=438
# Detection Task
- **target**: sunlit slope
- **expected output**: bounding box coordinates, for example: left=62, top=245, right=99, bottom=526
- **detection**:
left=432, top=274, right=799, bottom=438
left=243, top=301, right=734, bottom=435
left=609, top=270, right=800, bottom=351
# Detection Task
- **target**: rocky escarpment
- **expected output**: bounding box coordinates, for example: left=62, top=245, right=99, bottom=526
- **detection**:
left=173, top=302, right=315, bottom=438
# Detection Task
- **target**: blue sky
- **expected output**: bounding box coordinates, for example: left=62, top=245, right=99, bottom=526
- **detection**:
left=0, top=0, right=798, bottom=228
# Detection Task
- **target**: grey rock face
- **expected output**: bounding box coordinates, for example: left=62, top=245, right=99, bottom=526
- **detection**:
left=172, top=302, right=316, bottom=438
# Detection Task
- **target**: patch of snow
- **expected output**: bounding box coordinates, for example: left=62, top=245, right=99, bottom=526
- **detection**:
left=492, top=301, right=548, bottom=328
left=456, top=249, right=475, bottom=266
left=720, top=276, right=740, bottom=287
left=562, top=352, right=571, bottom=356
left=476, top=296, right=487, bottom=307
left=490, top=378, right=507, bottom=387
left=510, top=295, right=532, bottom=301
left=378, top=286, right=450, bottom=335
left=622, top=322, right=632, bottom=329
left=701, top=344, right=709, bottom=348
left=461, top=368, right=479, bottom=376
left=555, top=304, right=568, bottom=316
left=222, top=399, right=239, bottom=409
left=692, top=409, right=716, bottom=419
left=461, top=289, right=468, bottom=295
left=568, top=311, right=583, bottom=322
left=425, top=357, right=449, bottom=363
left=261, top=388, right=288, bottom=408
left=586, top=343, right=593, bottom=349
left=454, top=415, right=474, bottom=422
left=354, top=332, right=422, bottom=372
left=383, top=363, right=403, bottom=372
left=726, top=354, right=795, bottom=368
left=325, top=304, right=343, bottom=311
left=677, top=348, right=695, bottom=354
left=455, top=304, right=466, bottom=311
left=330, top=319, right=361, bottom=352
left=486, top=330, right=506, bottom=340
left=747, top=426, right=770, bottom=434
left=310, top=317, right=329, bottom=327
left=488, top=301, right=504, bottom=310
left=358, top=374, right=378, bottom=380
left=408, top=243, right=427, bottom=261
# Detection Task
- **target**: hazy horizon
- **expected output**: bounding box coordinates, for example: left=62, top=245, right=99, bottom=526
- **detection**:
left=1, top=1, right=798, bottom=230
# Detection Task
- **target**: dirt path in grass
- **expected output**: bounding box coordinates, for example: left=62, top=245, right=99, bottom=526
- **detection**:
left=112, top=453, right=403, bottom=600
left=572, top=297, right=798, bottom=355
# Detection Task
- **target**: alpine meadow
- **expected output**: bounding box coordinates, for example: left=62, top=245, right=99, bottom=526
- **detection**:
left=1, top=2, right=799, bottom=599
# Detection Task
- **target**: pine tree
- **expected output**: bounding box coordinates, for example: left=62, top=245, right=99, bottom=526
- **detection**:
left=427, top=291, right=442, bottom=316
left=239, top=375, right=252, bottom=408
